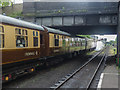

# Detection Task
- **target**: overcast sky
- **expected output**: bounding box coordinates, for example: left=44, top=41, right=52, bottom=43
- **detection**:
left=95, top=35, right=117, bottom=42
left=11, top=0, right=23, bottom=4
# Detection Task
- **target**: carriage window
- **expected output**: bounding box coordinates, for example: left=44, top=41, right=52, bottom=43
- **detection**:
left=16, top=36, right=25, bottom=47
left=0, top=34, right=2, bottom=48
left=57, top=35, right=59, bottom=39
left=62, top=36, right=63, bottom=39
left=15, top=28, right=19, bottom=34
left=25, top=37, right=28, bottom=47
left=55, top=39, right=59, bottom=46
left=54, top=35, right=56, bottom=38
left=22, top=29, right=24, bottom=35
left=34, top=37, right=38, bottom=46
left=19, top=29, right=21, bottom=34
left=15, top=28, right=28, bottom=48
left=33, top=31, right=38, bottom=47
left=0, top=26, right=4, bottom=33
left=15, top=28, right=21, bottom=35
left=0, top=26, right=4, bottom=48
left=40, top=34, right=43, bottom=44
left=36, top=32, right=38, bottom=36
left=0, top=34, right=4, bottom=48
left=54, top=35, right=59, bottom=46
left=62, top=36, right=66, bottom=47
left=33, top=31, right=35, bottom=36
left=25, top=30, right=27, bottom=35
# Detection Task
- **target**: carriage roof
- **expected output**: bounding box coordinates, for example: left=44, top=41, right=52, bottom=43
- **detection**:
left=43, top=26, right=71, bottom=36
left=0, top=14, right=44, bottom=31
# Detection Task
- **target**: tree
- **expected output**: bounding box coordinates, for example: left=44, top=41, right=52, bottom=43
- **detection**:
left=77, top=35, right=92, bottom=39
left=0, top=0, right=12, bottom=7
left=109, top=40, right=116, bottom=46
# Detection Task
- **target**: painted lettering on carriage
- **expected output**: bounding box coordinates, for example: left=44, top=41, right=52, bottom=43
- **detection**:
left=25, top=51, right=38, bottom=56
left=53, top=49, right=59, bottom=53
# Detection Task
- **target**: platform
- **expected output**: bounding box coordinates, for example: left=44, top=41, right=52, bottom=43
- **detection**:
left=97, top=65, right=119, bottom=89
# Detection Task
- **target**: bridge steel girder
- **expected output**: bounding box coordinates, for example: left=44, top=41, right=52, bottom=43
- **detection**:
left=34, top=14, right=118, bottom=35
left=50, top=25, right=117, bottom=36
left=35, top=14, right=117, bottom=27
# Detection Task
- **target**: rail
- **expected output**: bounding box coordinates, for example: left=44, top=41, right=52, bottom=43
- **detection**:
left=50, top=47, right=107, bottom=89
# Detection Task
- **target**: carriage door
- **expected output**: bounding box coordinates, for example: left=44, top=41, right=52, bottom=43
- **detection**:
left=40, top=32, right=49, bottom=57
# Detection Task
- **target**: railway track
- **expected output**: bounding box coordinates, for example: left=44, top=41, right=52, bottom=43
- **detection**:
left=50, top=47, right=108, bottom=89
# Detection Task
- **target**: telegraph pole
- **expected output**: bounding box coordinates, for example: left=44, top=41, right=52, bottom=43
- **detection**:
left=117, top=1, right=120, bottom=67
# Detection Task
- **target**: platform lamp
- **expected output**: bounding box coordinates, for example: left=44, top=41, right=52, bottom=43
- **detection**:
left=117, top=1, right=120, bottom=68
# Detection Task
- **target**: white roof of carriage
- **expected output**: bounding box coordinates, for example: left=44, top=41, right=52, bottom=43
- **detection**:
left=0, top=14, right=44, bottom=31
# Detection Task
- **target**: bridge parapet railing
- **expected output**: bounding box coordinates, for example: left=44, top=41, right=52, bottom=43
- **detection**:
left=23, top=6, right=118, bottom=17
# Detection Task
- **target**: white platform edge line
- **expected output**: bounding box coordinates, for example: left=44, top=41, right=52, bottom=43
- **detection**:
left=97, top=73, right=104, bottom=89
left=103, top=73, right=119, bottom=75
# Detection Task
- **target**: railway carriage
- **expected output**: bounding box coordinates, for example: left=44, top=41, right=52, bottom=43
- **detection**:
left=0, top=15, right=45, bottom=67
left=69, top=37, right=86, bottom=53
left=0, top=15, right=71, bottom=82
left=0, top=15, right=96, bottom=82
left=85, top=38, right=96, bottom=51
left=43, top=26, right=70, bottom=57
left=0, top=15, right=70, bottom=66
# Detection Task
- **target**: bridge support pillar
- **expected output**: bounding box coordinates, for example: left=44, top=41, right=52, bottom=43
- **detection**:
left=117, top=2, right=120, bottom=68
